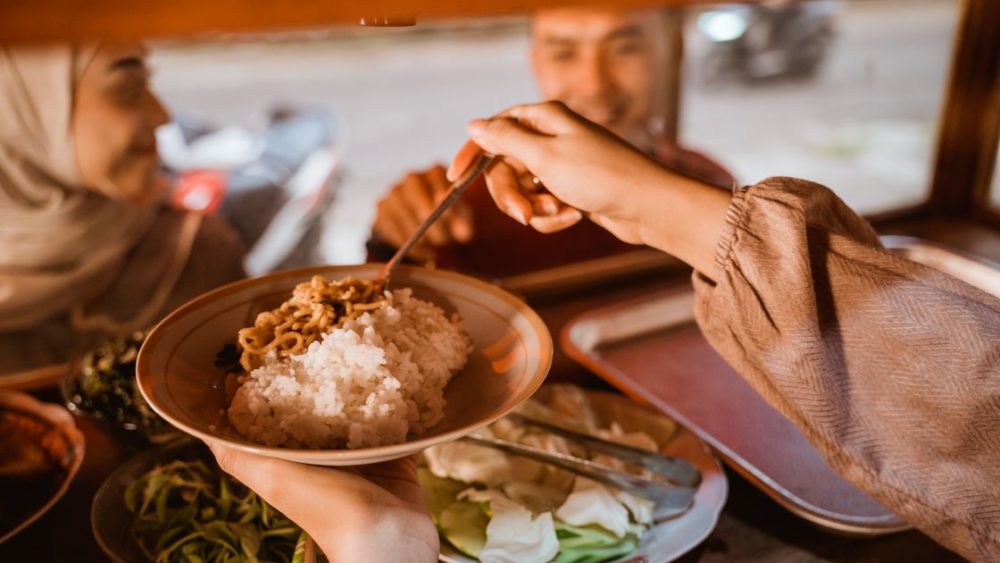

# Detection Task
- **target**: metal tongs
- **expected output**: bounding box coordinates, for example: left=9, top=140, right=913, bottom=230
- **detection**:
left=460, top=413, right=702, bottom=522
left=377, top=153, right=496, bottom=289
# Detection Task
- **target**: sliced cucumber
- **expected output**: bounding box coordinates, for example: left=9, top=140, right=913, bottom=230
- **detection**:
left=439, top=500, right=490, bottom=558
left=554, top=522, right=621, bottom=549
left=553, top=534, right=639, bottom=563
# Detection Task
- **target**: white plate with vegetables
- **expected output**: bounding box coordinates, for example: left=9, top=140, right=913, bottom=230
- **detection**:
left=420, top=384, right=728, bottom=563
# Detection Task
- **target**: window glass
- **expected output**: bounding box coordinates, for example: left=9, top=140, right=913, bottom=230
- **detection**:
left=152, top=22, right=535, bottom=263
left=682, top=0, right=957, bottom=214
left=150, top=1, right=959, bottom=264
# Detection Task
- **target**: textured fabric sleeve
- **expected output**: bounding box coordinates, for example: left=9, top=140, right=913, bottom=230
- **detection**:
left=691, top=177, right=1000, bottom=562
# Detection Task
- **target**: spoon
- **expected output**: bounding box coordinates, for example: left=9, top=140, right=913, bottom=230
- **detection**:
left=377, top=153, right=496, bottom=288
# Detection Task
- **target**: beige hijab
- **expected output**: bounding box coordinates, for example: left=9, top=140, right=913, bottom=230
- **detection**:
left=0, top=46, right=198, bottom=334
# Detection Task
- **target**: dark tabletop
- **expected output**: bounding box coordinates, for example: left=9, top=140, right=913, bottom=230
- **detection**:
left=0, top=258, right=969, bottom=563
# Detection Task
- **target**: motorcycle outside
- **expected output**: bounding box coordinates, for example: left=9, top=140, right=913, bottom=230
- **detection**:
left=696, top=1, right=839, bottom=84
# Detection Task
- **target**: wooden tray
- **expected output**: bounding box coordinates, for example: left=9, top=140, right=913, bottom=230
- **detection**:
left=561, top=237, right=1000, bottom=535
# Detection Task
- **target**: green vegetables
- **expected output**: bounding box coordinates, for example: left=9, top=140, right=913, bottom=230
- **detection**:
left=552, top=523, right=639, bottom=563
left=67, top=331, right=173, bottom=443
left=420, top=468, right=641, bottom=563
left=125, top=459, right=308, bottom=563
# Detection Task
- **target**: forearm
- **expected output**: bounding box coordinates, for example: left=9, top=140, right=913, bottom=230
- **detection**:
left=633, top=166, right=731, bottom=280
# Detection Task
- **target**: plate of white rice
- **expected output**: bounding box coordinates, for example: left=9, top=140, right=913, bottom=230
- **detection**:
left=137, top=264, right=552, bottom=466
left=229, top=286, right=473, bottom=450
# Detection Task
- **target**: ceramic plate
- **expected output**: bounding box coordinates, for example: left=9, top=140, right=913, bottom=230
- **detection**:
left=436, top=385, right=728, bottom=563
left=137, top=264, right=552, bottom=466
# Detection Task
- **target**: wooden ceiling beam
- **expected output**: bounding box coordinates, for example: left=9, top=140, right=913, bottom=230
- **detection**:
left=0, top=0, right=714, bottom=44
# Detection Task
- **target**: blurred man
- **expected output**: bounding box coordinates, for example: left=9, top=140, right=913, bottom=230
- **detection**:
left=368, top=7, right=734, bottom=276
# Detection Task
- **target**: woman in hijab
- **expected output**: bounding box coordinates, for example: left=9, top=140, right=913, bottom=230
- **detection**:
left=0, top=44, right=245, bottom=379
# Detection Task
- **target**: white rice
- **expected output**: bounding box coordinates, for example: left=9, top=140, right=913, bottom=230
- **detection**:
left=228, top=289, right=472, bottom=449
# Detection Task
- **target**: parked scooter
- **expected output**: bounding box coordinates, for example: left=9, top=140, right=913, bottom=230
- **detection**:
left=157, top=107, right=341, bottom=276
left=696, top=0, right=838, bottom=83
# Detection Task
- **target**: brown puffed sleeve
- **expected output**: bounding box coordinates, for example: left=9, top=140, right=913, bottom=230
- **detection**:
left=692, top=177, right=1000, bottom=562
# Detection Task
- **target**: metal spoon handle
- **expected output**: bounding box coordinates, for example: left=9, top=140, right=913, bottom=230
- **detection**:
left=379, top=153, right=495, bottom=285
left=506, top=413, right=702, bottom=488
left=460, top=435, right=695, bottom=521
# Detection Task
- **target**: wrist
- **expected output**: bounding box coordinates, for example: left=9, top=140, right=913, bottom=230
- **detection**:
left=633, top=166, right=732, bottom=276
left=631, top=165, right=684, bottom=252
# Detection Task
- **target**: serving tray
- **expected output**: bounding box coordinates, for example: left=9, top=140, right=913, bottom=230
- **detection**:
left=561, top=237, right=1000, bottom=534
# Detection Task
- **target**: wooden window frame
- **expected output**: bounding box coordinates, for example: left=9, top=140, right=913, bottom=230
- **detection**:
left=924, top=0, right=1000, bottom=227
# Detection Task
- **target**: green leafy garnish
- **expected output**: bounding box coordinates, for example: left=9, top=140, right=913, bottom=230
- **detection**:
left=70, top=331, right=174, bottom=443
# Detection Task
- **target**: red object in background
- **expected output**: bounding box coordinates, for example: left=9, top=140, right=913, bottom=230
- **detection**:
left=169, top=169, right=228, bottom=213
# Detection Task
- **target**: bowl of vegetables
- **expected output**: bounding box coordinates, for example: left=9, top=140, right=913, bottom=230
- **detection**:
left=61, top=330, right=179, bottom=447
left=91, top=437, right=316, bottom=563
left=419, top=384, right=728, bottom=563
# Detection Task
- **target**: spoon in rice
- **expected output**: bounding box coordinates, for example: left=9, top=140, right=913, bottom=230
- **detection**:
left=377, top=153, right=497, bottom=289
